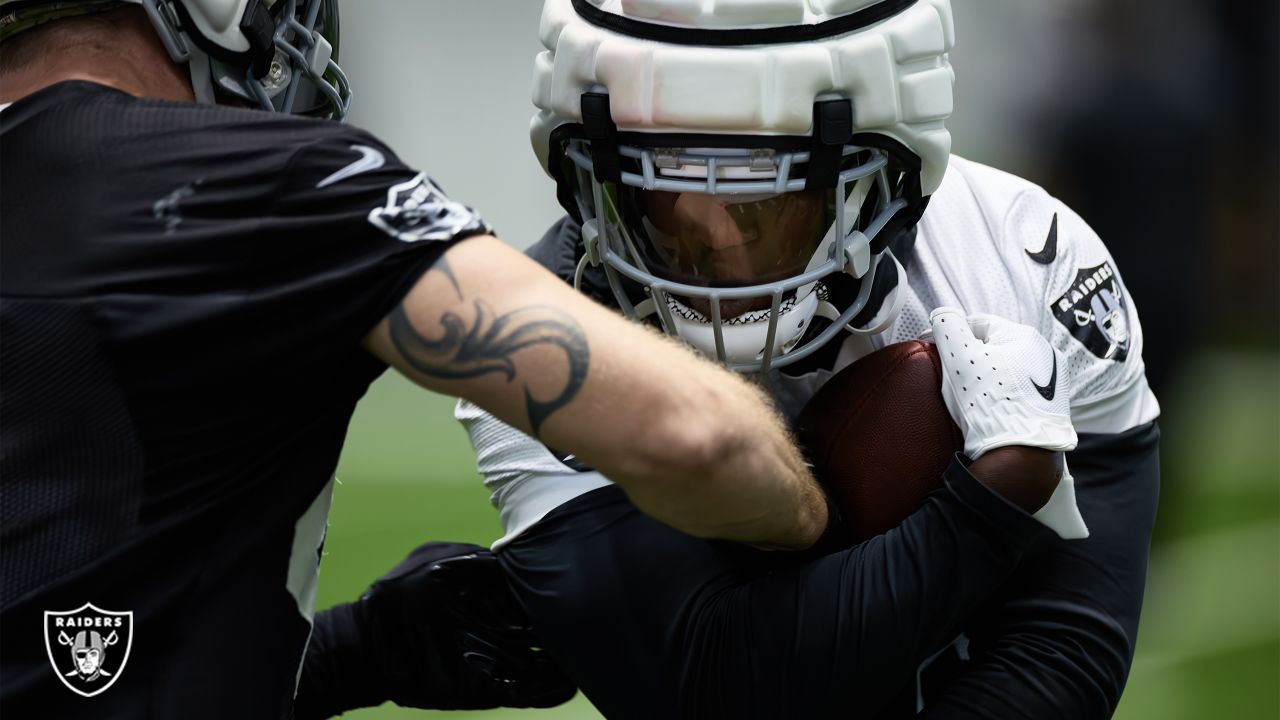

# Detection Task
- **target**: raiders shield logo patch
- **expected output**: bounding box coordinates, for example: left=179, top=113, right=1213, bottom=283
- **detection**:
left=368, top=172, right=485, bottom=243
left=1051, top=262, right=1130, bottom=362
left=44, top=603, right=133, bottom=697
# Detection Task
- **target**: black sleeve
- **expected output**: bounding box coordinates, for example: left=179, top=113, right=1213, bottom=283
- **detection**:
left=682, top=454, right=1058, bottom=719
left=496, top=453, right=1062, bottom=720
left=249, top=130, right=492, bottom=355
left=914, top=422, right=1162, bottom=719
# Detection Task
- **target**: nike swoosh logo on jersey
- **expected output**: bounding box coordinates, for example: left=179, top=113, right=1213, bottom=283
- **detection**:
left=1031, top=353, right=1058, bottom=401
left=316, top=144, right=386, bottom=189
left=1025, top=213, right=1058, bottom=265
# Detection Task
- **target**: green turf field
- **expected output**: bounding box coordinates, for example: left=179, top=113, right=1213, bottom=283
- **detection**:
left=318, top=351, right=1280, bottom=719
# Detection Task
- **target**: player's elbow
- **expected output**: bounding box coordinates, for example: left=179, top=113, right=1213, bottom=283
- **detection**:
left=1074, top=613, right=1135, bottom=716
left=1051, top=653, right=1129, bottom=720
left=1090, top=641, right=1131, bottom=718
left=1020, top=611, right=1135, bottom=719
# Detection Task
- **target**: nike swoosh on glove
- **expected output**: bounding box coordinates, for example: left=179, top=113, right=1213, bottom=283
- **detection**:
left=927, top=308, right=1087, bottom=539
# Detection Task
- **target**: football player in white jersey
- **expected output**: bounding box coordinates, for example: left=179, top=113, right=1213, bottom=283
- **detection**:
left=452, top=0, right=1162, bottom=717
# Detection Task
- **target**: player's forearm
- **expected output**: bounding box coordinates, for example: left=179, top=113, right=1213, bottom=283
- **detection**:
left=365, top=236, right=826, bottom=547
left=610, top=367, right=828, bottom=549
left=507, top=291, right=828, bottom=549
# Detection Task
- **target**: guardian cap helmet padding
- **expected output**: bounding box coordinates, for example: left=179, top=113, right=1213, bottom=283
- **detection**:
left=531, top=0, right=955, bottom=372
left=0, top=0, right=350, bottom=118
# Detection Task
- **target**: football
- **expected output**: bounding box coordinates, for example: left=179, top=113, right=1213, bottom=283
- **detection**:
left=795, top=340, right=963, bottom=541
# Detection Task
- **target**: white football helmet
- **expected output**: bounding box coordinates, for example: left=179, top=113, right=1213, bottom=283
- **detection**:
left=0, top=0, right=350, bottom=119
left=531, top=0, right=955, bottom=372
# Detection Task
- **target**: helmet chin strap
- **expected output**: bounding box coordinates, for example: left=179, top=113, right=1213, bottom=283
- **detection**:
left=846, top=249, right=908, bottom=336
left=813, top=247, right=909, bottom=336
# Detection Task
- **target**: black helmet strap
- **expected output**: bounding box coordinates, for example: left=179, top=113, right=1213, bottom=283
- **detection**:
left=580, top=92, right=622, bottom=184
left=805, top=98, right=853, bottom=190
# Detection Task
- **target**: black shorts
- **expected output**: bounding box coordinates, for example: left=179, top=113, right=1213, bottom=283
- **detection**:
left=498, top=456, right=1053, bottom=719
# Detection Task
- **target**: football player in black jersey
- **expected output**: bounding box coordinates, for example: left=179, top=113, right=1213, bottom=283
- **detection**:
left=0, top=1, right=833, bottom=717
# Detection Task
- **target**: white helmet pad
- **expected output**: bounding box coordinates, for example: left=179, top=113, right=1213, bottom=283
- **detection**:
left=535, top=0, right=947, bottom=372
left=533, top=0, right=955, bottom=194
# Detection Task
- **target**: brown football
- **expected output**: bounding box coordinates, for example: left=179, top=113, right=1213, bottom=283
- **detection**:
left=795, top=340, right=963, bottom=541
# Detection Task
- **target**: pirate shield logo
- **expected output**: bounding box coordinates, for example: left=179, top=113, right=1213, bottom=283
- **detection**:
left=367, top=172, right=483, bottom=243
left=1050, top=262, right=1130, bottom=362
left=44, top=603, right=133, bottom=697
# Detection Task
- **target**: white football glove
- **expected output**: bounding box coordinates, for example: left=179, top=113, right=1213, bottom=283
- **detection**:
left=927, top=307, right=1087, bottom=539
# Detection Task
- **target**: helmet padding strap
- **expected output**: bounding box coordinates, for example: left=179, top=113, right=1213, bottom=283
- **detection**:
left=805, top=99, right=853, bottom=190
left=581, top=92, right=622, bottom=184
left=847, top=250, right=908, bottom=336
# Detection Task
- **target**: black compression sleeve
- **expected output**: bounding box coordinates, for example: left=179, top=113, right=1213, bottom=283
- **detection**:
left=915, top=422, right=1161, bottom=720
left=495, top=454, right=1061, bottom=720
left=681, top=454, right=1056, bottom=719
left=292, top=603, right=384, bottom=720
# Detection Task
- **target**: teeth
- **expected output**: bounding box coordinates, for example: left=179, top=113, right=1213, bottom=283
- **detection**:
left=666, top=293, right=799, bottom=326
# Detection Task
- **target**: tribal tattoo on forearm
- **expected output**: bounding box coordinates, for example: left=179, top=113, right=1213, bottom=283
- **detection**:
left=388, top=259, right=590, bottom=438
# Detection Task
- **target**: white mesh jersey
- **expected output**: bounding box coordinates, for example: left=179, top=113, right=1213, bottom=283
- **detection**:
left=869, top=156, right=1159, bottom=432
left=457, top=155, right=1160, bottom=549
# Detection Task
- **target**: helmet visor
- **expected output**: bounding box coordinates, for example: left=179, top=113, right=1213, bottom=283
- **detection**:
left=607, top=184, right=833, bottom=318
left=611, top=184, right=833, bottom=282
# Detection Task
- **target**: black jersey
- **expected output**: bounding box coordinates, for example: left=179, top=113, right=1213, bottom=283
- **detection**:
left=0, top=81, right=487, bottom=718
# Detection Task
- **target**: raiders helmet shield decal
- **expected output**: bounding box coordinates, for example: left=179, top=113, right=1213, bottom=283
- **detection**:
left=1051, top=262, right=1130, bottom=362
left=44, top=603, right=134, bottom=697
